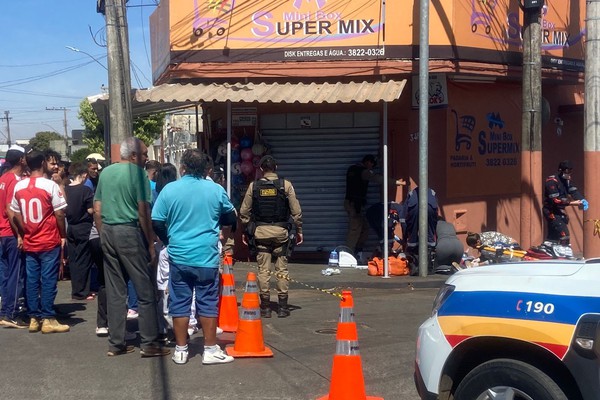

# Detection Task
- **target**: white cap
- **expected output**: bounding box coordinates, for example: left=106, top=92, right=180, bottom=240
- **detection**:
left=8, top=144, right=25, bottom=153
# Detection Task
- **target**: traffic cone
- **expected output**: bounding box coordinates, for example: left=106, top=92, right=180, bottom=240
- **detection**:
left=225, top=271, right=274, bottom=357
left=317, top=290, right=383, bottom=400
left=218, top=254, right=239, bottom=332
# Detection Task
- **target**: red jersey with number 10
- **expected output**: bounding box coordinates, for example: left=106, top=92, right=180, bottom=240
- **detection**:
left=10, top=176, right=67, bottom=252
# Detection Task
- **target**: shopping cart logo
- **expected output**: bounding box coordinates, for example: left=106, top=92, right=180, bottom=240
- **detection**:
left=452, top=109, right=475, bottom=151
left=193, top=0, right=236, bottom=38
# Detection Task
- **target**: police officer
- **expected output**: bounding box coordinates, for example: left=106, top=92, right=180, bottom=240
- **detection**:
left=345, top=154, right=405, bottom=262
left=543, top=160, right=588, bottom=245
left=240, top=155, right=303, bottom=318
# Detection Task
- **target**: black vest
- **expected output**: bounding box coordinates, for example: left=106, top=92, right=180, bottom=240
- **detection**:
left=252, top=178, right=290, bottom=226
left=345, top=164, right=369, bottom=203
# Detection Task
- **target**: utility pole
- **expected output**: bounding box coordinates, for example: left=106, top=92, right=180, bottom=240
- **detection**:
left=584, top=0, right=600, bottom=258
left=0, top=111, right=11, bottom=146
left=519, top=1, right=543, bottom=250
left=103, top=0, right=134, bottom=162
left=46, top=107, right=70, bottom=159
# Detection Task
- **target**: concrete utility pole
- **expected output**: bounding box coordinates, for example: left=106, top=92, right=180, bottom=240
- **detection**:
left=46, top=107, right=70, bottom=159
left=519, top=2, right=543, bottom=250
left=0, top=111, right=11, bottom=146
left=584, top=0, right=600, bottom=258
left=104, top=0, right=133, bottom=162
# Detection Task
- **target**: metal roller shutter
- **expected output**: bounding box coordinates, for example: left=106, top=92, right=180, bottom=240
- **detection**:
left=260, top=112, right=381, bottom=254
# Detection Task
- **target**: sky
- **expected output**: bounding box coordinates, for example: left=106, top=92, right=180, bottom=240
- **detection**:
left=0, top=0, right=157, bottom=143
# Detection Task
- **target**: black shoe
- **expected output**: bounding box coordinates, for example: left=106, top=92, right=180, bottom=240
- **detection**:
left=1, top=316, right=29, bottom=329
left=107, top=345, right=135, bottom=356
left=140, top=344, right=170, bottom=358
left=277, top=307, right=290, bottom=318
left=260, top=307, right=272, bottom=318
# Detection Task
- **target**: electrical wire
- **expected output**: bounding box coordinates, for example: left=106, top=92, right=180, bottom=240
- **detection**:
left=0, top=60, right=96, bottom=89
left=140, top=0, right=153, bottom=71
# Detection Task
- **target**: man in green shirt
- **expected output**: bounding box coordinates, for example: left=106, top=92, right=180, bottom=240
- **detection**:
left=94, top=137, right=168, bottom=358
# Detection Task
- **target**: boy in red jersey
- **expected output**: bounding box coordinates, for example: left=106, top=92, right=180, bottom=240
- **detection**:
left=10, top=151, right=69, bottom=334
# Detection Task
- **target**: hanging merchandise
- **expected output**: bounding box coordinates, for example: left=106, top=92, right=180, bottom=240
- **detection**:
left=232, top=162, right=242, bottom=175
left=231, top=148, right=241, bottom=163
left=240, top=130, right=253, bottom=148
left=241, top=148, right=253, bottom=161
left=252, top=155, right=262, bottom=168
left=252, top=130, right=267, bottom=156
left=241, top=160, right=255, bottom=176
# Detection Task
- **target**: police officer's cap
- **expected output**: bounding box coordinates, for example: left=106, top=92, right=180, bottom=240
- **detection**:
left=259, top=155, right=277, bottom=168
left=558, top=160, right=573, bottom=171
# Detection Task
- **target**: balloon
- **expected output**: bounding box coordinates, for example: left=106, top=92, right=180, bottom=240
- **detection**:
left=233, top=174, right=245, bottom=186
left=240, top=135, right=253, bottom=148
left=241, top=148, right=253, bottom=161
left=252, top=142, right=266, bottom=156
left=232, top=162, right=241, bottom=175
left=252, top=155, right=262, bottom=167
left=241, top=160, right=254, bottom=176
left=231, top=137, right=240, bottom=149
left=231, top=149, right=241, bottom=163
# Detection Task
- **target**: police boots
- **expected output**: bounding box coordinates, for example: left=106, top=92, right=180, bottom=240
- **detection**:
left=277, top=294, right=290, bottom=318
left=260, top=294, right=272, bottom=318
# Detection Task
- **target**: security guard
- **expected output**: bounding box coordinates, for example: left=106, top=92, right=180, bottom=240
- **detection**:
left=543, top=160, right=588, bottom=245
left=240, top=155, right=303, bottom=318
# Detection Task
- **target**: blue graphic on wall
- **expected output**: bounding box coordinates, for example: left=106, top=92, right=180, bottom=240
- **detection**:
left=452, top=109, right=475, bottom=151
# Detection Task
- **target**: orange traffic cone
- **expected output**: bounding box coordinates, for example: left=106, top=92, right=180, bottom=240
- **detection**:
left=225, top=271, right=273, bottom=357
left=317, top=290, right=383, bottom=400
left=218, top=254, right=239, bottom=332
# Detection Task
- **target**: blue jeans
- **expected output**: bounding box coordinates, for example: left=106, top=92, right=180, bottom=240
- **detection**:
left=0, top=236, right=26, bottom=319
left=26, top=246, right=61, bottom=319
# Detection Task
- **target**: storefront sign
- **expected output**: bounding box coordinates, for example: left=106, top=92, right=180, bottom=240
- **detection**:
left=411, top=74, right=448, bottom=109
left=232, top=107, right=257, bottom=127
left=446, top=83, right=522, bottom=198
left=152, top=0, right=585, bottom=71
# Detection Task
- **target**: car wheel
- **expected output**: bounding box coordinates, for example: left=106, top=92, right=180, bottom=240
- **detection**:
left=454, top=359, right=568, bottom=400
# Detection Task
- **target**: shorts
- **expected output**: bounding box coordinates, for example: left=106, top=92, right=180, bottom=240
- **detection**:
left=168, top=262, right=220, bottom=318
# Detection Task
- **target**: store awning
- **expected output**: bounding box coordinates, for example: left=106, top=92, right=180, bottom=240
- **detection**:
left=88, top=80, right=407, bottom=120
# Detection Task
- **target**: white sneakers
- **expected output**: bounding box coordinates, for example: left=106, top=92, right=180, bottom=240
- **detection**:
left=96, top=327, right=109, bottom=337
left=188, top=325, right=224, bottom=337
left=126, top=309, right=139, bottom=320
left=172, top=349, right=189, bottom=365
left=202, top=346, right=234, bottom=365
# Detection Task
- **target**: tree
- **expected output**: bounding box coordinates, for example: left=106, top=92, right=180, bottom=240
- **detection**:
left=70, top=147, right=93, bottom=163
left=77, top=98, right=104, bottom=153
left=78, top=98, right=165, bottom=151
left=29, top=131, right=63, bottom=152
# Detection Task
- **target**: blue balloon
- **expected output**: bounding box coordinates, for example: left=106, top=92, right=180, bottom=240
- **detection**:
left=231, top=149, right=241, bottom=163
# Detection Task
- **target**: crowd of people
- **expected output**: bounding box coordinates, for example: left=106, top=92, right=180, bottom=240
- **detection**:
left=0, top=138, right=287, bottom=366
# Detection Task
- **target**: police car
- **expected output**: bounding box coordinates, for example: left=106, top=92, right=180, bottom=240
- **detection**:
left=415, top=259, right=600, bottom=400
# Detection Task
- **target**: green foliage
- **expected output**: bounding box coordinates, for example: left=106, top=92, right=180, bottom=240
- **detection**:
left=77, top=98, right=104, bottom=153
left=29, top=131, right=63, bottom=152
left=70, top=147, right=93, bottom=163
left=134, top=112, right=165, bottom=146
left=77, top=98, right=164, bottom=150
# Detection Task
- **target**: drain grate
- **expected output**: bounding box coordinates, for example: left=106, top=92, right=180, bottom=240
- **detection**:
left=315, top=328, right=337, bottom=335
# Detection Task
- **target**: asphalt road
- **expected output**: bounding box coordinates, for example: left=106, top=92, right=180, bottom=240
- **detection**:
left=0, top=262, right=446, bottom=400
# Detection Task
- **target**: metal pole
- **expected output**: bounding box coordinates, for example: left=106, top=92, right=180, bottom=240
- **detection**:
left=105, top=0, right=133, bottom=162
left=227, top=101, right=232, bottom=197
left=195, top=104, right=202, bottom=151
left=2, top=111, right=11, bottom=146
left=418, top=0, right=430, bottom=277
left=383, top=102, right=390, bottom=278
left=584, top=0, right=600, bottom=258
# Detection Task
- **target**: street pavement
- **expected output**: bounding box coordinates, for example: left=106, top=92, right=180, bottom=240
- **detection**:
left=0, top=261, right=447, bottom=400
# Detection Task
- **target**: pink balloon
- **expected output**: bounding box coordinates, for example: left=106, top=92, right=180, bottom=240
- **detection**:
left=241, top=148, right=253, bottom=161
left=241, top=160, right=254, bottom=176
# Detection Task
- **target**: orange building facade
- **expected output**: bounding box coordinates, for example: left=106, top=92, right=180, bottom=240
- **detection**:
left=150, top=0, right=587, bottom=256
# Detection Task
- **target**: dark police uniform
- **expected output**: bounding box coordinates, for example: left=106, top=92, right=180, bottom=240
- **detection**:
left=240, top=171, right=302, bottom=317
left=344, top=162, right=387, bottom=256
left=543, top=171, right=584, bottom=245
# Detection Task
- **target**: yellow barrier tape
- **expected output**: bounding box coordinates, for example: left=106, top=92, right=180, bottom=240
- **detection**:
left=584, top=219, right=600, bottom=237
left=231, top=258, right=344, bottom=300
